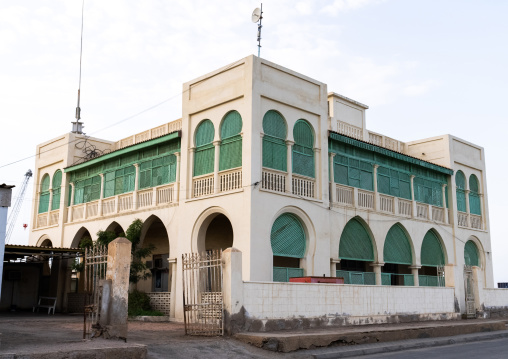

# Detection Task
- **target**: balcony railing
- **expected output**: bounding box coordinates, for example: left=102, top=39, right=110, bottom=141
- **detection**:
left=337, top=121, right=363, bottom=141
left=336, top=184, right=354, bottom=206
left=115, top=119, right=182, bottom=150
left=358, top=189, right=374, bottom=209
left=398, top=199, right=412, bottom=217
left=49, top=210, right=59, bottom=226
left=416, top=202, right=429, bottom=220
left=262, top=168, right=286, bottom=194
left=193, top=174, right=214, bottom=198
left=432, top=206, right=445, bottom=223
left=36, top=213, right=48, bottom=228
left=470, top=214, right=483, bottom=230
left=219, top=167, right=242, bottom=192
left=292, top=174, right=315, bottom=198
left=458, top=212, right=468, bottom=227
left=379, top=194, right=394, bottom=214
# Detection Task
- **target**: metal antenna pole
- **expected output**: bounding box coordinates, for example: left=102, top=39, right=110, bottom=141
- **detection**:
left=257, top=3, right=263, bottom=57
left=72, top=0, right=85, bottom=134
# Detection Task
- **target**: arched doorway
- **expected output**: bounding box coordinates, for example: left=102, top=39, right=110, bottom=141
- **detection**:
left=105, top=221, right=125, bottom=237
left=382, top=224, right=414, bottom=286
left=420, top=229, right=446, bottom=286
left=205, top=214, right=233, bottom=251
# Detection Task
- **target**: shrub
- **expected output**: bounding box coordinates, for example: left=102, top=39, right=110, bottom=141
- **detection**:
left=128, top=290, right=164, bottom=317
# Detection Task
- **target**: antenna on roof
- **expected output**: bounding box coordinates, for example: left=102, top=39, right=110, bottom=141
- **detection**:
left=72, top=0, right=85, bottom=135
left=252, top=4, right=263, bottom=57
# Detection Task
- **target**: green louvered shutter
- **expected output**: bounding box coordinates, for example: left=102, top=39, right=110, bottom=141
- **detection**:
left=469, top=175, right=481, bottom=215
left=292, top=120, right=314, bottom=178
left=377, top=166, right=391, bottom=194
left=38, top=175, right=51, bottom=213
left=194, top=120, right=215, bottom=176
left=104, top=171, right=115, bottom=198
left=339, top=218, right=374, bottom=261
left=383, top=224, right=413, bottom=265
left=421, top=230, right=445, bottom=266
left=456, top=171, right=467, bottom=212
left=74, top=180, right=85, bottom=205
left=220, top=111, right=242, bottom=171
left=51, top=171, right=62, bottom=210
left=464, top=240, right=479, bottom=266
left=271, top=213, right=306, bottom=258
left=334, top=155, right=349, bottom=185
left=90, top=175, right=101, bottom=201
left=262, top=110, right=287, bottom=171
left=139, top=161, right=152, bottom=189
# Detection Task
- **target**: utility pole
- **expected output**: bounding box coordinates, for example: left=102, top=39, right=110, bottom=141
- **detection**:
left=0, top=184, right=15, bottom=300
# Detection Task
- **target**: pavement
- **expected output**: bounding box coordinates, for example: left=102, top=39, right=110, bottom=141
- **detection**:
left=0, top=311, right=507, bottom=359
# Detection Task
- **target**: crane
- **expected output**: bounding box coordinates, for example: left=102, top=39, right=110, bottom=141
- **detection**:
left=6, top=169, right=32, bottom=243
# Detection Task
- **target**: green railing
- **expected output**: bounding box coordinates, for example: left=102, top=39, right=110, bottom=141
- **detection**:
left=273, top=267, right=304, bottom=282
left=419, top=275, right=445, bottom=287
left=336, top=270, right=376, bottom=285
left=382, top=273, right=414, bottom=286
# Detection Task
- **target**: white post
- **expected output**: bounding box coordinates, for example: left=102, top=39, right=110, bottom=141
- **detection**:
left=410, top=265, right=420, bottom=286
left=330, top=258, right=340, bottom=277
left=370, top=263, right=384, bottom=285
left=48, top=189, right=53, bottom=213
left=329, top=153, right=336, bottom=204
left=222, top=248, right=243, bottom=335
left=174, top=152, right=181, bottom=202
left=0, top=185, right=14, bottom=300
left=213, top=140, right=221, bottom=194
left=286, top=140, right=294, bottom=195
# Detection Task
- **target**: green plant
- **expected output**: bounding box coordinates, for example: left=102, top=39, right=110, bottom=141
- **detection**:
left=126, top=219, right=155, bottom=284
left=127, top=290, right=164, bottom=317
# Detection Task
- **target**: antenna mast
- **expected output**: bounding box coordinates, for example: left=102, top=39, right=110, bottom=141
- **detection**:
left=252, top=4, right=263, bottom=57
left=72, top=0, right=85, bottom=134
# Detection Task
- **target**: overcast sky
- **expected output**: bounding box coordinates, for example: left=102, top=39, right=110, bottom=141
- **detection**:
left=1, top=0, right=507, bottom=282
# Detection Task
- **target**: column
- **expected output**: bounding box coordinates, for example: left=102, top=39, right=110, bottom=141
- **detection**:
left=410, top=175, right=416, bottom=218
left=168, top=257, right=177, bottom=319
left=314, top=147, right=320, bottom=199
left=442, top=184, right=448, bottom=224
left=48, top=189, right=53, bottom=213
left=444, top=264, right=455, bottom=288
left=409, top=265, right=420, bottom=286
left=68, top=183, right=75, bottom=222
left=329, top=153, right=336, bottom=204
left=286, top=140, right=294, bottom=195
left=370, top=263, right=384, bottom=286
left=188, top=147, right=195, bottom=199
left=133, top=163, right=139, bottom=210
left=465, top=189, right=471, bottom=227
left=373, top=164, right=379, bottom=211
left=213, top=140, right=221, bottom=194
left=222, top=248, right=244, bottom=335
left=98, top=173, right=104, bottom=216
left=330, top=258, right=340, bottom=277
left=174, top=152, right=181, bottom=202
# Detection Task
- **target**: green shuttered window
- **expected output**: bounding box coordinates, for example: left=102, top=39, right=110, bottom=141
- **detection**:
left=334, top=155, right=373, bottom=191
left=194, top=120, right=215, bottom=176
left=104, top=165, right=135, bottom=198
left=293, top=120, right=314, bottom=178
left=139, top=155, right=176, bottom=190
left=271, top=213, right=306, bottom=258
left=339, top=218, right=374, bottom=261
left=456, top=171, right=466, bottom=212
left=383, top=224, right=412, bottom=265
left=414, top=177, right=444, bottom=207
left=220, top=111, right=242, bottom=171
left=464, top=240, right=479, bottom=266
left=469, top=175, right=481, bottom=215
left=74, top=175, right=101, bottom=205
left=38, top=174, right=51, bottom=214
left=421, top=230, right=445, bottom=266
left=377, top=166, right=411, bottom=199
left=51, top=170, right=62, bottom=210
left=263, top=110, right=287, bottom=171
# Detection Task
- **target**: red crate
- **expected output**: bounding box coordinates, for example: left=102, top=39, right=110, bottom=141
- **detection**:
left=289, top=276, right=344, bottom=284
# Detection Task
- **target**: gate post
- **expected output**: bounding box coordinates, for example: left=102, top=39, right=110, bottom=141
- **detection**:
left=223, top=248, right=244, bottom=335
left=101, top=237, right=132, bottom=340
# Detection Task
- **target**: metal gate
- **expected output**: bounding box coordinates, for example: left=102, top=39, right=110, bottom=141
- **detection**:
left=83, top=244, right=108, bottom=339
left=464, top=265, right=476, bottom=319
left=182, top=250, right=223, bottom=336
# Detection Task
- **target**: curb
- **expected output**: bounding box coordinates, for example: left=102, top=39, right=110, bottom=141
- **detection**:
left=311, top=330, right=508, bottom=358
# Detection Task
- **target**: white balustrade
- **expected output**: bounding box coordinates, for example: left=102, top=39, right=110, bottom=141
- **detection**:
left=470, top=214, right=483, bottom=230
left=157, top=184, right=174, bottom=204
left=137, top=189, right=153, bottom=208
left=102, top=198, right=116, bottom=215
left=336, top=184, right=353, bottom=206
left=193, top=174, right=214, bottom=198
left=358, top=190, right=374, bottom=209
left=416, top=203, right=429, bottom=220
left=432, top=206, right=444, bottom=223
left=72, top=204, right=85, bottom=221
left=220, top=168, right=243, bottom=192
left=135, top=130, right=150, bottom=143
left=37, top=213, right=48, bottom=228
left=49, top=210, right=59, bottom=226
left=337, top=121, right=363, bottom=140
left=292, top=175, right=315, bottom=198
left=86, top=200, right=99, bottom=218
left=115, top=118, right=182, bottom=150
left=118, top=194, right=133, bottom=212
left=398, top=199, right=412, bottom=217
left=379, top=194, right=394, bottom=213
left=261, top=168, right=286, bottom=194
left=368, top=132, right=383, bottom=146
left=385, top=137, right=399, bottom=151
left=457, top=212, right=468, bottom=227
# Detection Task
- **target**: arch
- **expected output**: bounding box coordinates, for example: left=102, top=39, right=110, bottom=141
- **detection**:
left=469, top=174, right=481, bottom=215
left=383, top=223, right=413, bottom=265
left=270, top=213, right=306, bottom=258
left=219, top=111, right=243, bottom=171
left=105, top=221, right=125, bottom=236
left=420, top=229, right=446, bottom=266
left=464, top=240, right=480, bottom=267
left=339, top=217, right=375, bottom=262
left=194, top=120, right=215, bottom=176
left=36, top=234, right=52, bottom=247
left=70, top=226, right=92, bottom=248
left=455, top=170, right=466, bottom=212
left=292, top=119, right=315, bottom=178
left=38, top=174, right=51, bottom=214
left=262, top=110, right=287, bottom=171
left=51, top=170, right=62, bottom=210
left=191, top=207, right=235, bottom=253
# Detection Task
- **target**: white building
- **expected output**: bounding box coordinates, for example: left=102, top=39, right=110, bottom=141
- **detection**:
left=28, top=55, right=499, bottom=324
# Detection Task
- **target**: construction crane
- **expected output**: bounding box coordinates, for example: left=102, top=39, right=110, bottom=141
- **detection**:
left=6, top=169, right=32, bottom=243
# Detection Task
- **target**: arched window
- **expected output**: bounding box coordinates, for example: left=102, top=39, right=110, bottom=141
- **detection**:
left=455, top=171, right=466, bottom=212
left=219, top=111, right=242, bottom=171
left=51, top=170, right=62, bottom=210
left=271, top=213, right=305, bottom=282
left=383, top=224, right=413, bottom=286
left=421, top=230, right=445, bottom=267
left=469, top=175, right=481, bottom=215
left=262, top=110, right=287, bottom=171
left=194, top=120, right=215, bottom=176
left=292, top=120, right=314, bottom=178
left=464, top=240, right=480, bottom=267
left=38, top=174, right=51, bottom=214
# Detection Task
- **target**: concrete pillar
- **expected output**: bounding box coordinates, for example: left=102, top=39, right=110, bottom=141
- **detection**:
left=222, top=248, right=244, bottom=335
left=68, top=183, right=75, bottom=222
left=133, top=163, right=139, bottom=210
left=48, top=189, right=53, bottom=214
left=410, top=175, right=416, bottom=218
left=329, top=153, right=336, bottom=204
left=442, top=184, right=448, bottom=224
left=168, top=258, right=177, bottom=319
left=286, top=140, right=294, bottom=195
left=213, top=140, right=221, bottom=194
left=370, top=263, right=384, bottom=285
left=444, top=264, right=455, bottom=288
left=188, top=147, right=195, bottom=199
left=471, top=266, right=482, bottom=311
left=373, top=164, right=379, bottom=211
left=0, top=185, right=14, bottom=299
left=409, top=265, right=420, bottom=286
left=100, top=237, right=132, bottom=340
left=314, top=147, right=321, bottom=199
left=98, top=174, right=104, bottom=216
left=174, top=152, right=181, bottom=202
left=330, top=258, right=340, bottom=277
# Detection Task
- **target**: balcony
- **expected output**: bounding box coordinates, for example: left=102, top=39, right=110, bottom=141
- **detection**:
left=261, top=168, right=316, bottom=199
left=192, top=167, right=243, bottom=198
left=458, top=211, right=484, bottom=230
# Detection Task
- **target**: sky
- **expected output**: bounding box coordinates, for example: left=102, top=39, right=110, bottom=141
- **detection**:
left=0, top=0, right=507, bottom=281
